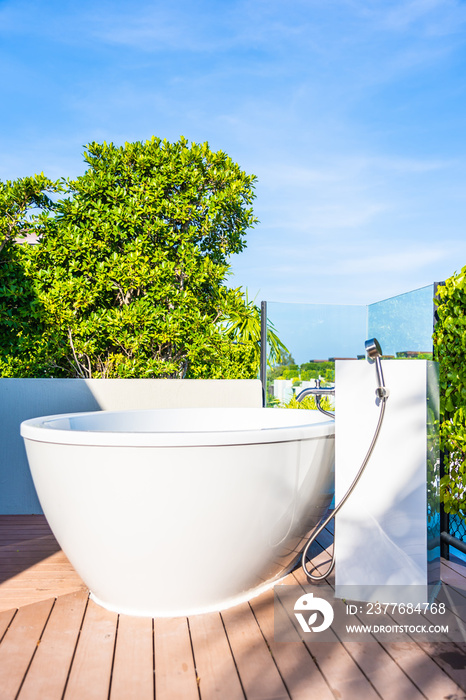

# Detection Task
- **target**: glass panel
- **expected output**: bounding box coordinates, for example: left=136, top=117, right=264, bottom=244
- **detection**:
left=367, top=284, right=435, bottom=358
left=264, top=284, right=436, bottom=407
left=265, top=301, right=366, bottom=407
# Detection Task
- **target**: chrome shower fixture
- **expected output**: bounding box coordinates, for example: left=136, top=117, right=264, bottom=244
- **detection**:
left=365, top=338, right=389, bottom=400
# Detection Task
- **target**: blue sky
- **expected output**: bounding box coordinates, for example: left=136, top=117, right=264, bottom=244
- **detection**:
left=1, top=0, right=466, bottom=307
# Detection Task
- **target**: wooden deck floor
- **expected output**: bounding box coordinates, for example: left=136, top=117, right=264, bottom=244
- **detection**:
left=1, top=516, right=466, bottom=700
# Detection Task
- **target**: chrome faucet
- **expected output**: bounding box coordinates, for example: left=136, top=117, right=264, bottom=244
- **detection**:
left=295, top=379, right=335, bottom=419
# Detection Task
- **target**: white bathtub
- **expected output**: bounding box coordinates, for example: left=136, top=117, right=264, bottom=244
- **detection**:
left=21, top=407, right=334, bottom=617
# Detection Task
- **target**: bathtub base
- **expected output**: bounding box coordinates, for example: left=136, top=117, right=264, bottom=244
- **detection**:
left=88, top=568, right=294, bottom=618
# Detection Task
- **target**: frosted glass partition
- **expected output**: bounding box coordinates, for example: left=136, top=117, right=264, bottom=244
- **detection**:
left=367, top=284, right=435, bottom=358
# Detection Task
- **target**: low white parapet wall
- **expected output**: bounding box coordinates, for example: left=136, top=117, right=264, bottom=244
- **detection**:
left=0, top=378, right=263, bottom=514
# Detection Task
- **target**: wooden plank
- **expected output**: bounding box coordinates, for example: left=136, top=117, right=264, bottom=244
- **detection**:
left=0, top=532, right=51, bottom=539
left=110, top=614, right=154, bottom=700
left=1, top=514, right=464, bottom=700
left=0, top=571, right=85, bottom=584
left=0, top=531, right=56, bottom=539
left=299, top=555, right=466, bottom=700
left=0, top=539, right=54, bottom=547
left=443, top=557, right=466, bottom=579
left=297, top=530, right=466, bottom=698
left=0, top=515, right=48, bottom=520
left=0, top=557, right=77, bottom=569
left=381, top=641, right=465, bottom=700
left=188, top=611, right=244, bottom=700
left=370, top=567, right=466, bottom=696
left=63, top=598, right=117, bottom=700
left=0, top=608, right=17, bottom=641
left=0, top=584, right=86, bottom=612
left=0, top=530, right=58, bottom=552
left=154, top=617, right=199, bottom=700
left=221, top=601, right=289, bottom=700
left=441, top=563, right=466, bottom=591
left=0, top=529, right=54, bottom=538
left=418, top=641, right=466, bottom=691
left=290, top=570, right=381, bottom=700
left=2, top=560, right=80, bottom=576
left=0, top=590, right=82, bottom=603
left=0, top=542, right=60, bottom=553
left=249, top=588, right=335, bottom=700
left=299, top=567, right=427, bottom=700
left=0, top=544, right=86, bottom=613
left=0, top=597, right=54, bottom=699
left=0, top=517, right=49, bottom=526
left=17, top=590, right=88, bottom=700
left=341, top=641, right=425, bottom=700
left=0, top=531, right=57, bottom=540
left=0, top=592, right=62, bottom=603
left=301, top=636, right=381, bottom=700
left=0, top=520, right=50, bottom=525
left=0, top=554, right=63, bottom=570
left=0, top=551, right=73, bottom=563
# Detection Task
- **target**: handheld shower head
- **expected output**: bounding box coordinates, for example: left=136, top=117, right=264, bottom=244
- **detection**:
left=365, top=337, right=383, bottom=361
left=365, top=337, right=389, bottom=400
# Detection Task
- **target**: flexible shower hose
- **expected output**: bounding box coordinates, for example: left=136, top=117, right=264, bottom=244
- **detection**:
left=301, top=395, right=388, bottom=582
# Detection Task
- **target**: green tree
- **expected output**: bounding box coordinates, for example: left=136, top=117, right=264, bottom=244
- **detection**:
left=267, top=352, right=296, bottom=381
left=0, top=175, right=62, bottom=376
left=0, top=138, right=262, bottom=379
left=433, top=269, right=466, bottom=514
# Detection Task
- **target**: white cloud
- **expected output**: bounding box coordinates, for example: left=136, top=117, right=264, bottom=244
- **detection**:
left=329, top=246, right=448, bottom=275
left=248, top=152, right=454, bottom=240
left=345, top=0, right=466, bottom=35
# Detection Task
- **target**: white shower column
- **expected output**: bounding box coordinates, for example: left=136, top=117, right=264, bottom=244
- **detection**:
left=334, top=359, right=440, bottom=603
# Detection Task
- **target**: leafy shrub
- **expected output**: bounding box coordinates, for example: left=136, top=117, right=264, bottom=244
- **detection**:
left=282, top=394, right=334, bottom=412
left=433, top=269, right=466, bottom=514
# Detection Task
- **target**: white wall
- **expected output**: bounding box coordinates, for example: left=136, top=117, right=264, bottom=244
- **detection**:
left=0, top=379, right=263, bottom=514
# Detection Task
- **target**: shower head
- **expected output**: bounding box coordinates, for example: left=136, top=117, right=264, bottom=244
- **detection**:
left=365, top=338, right=383, bottom=361
left=365, top=338, right=389, bottom=400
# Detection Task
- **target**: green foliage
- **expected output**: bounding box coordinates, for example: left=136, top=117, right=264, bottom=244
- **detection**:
left=0, top=138, right=264, bottom=379
left=267, top=359, right=335, bottom=384
left=221, top=289, right=289, bottom=367
left=281, top=368, right=298, bottom=380
left=267, top=352, right=295, bottom=381
left=0, top=174, right=64, bottom=376
left=265, top=393, right=281, bottom=407
left=433, top=269, right=466, bottom=514
left=281, top=394, right=334, bottom=412
left=395, top=352, right=433, bottom=360
left=0, top=173, right=60, bottom=250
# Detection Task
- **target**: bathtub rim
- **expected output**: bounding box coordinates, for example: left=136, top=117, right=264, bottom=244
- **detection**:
left=20, top=407, right=335, bottom=447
